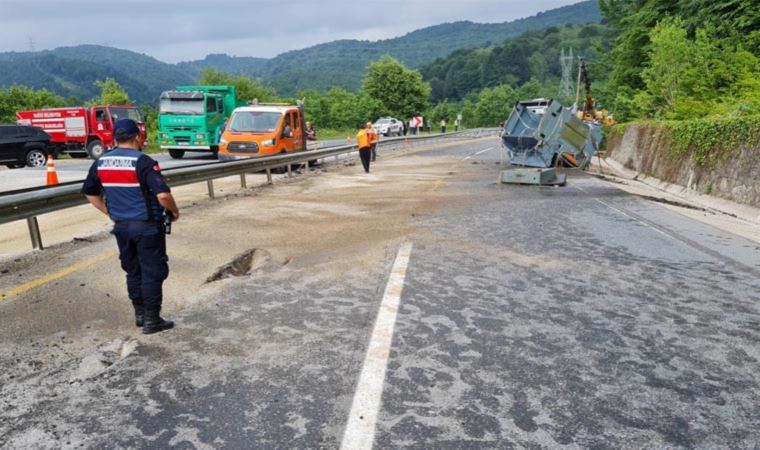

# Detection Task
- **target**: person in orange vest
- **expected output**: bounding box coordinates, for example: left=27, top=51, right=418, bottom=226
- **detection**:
left=356, top=122, right=372, bottom=173
left=366, top=121, right=379, bottom=161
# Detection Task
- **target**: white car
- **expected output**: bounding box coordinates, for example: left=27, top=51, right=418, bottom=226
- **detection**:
left=373, top=117, right=404, bottom=136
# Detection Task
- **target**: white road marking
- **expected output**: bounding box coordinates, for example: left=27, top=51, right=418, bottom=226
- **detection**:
left=594, top=198, right=672, bottom=239
left=340, top=242, right=413, bottom=450
left=462, top=146, right=495, bottom=160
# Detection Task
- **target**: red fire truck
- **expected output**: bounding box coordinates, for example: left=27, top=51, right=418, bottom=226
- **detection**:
left=15, top=105, right=146, bottom=159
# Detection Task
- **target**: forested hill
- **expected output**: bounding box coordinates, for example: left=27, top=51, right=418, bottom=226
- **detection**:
left=422, top=22, right=612, bottom=102
left=0, top=46, right=194, bottom=103
left=0, top=1, right=601, bottom=102
left=184, top=0, right=602, bottom=95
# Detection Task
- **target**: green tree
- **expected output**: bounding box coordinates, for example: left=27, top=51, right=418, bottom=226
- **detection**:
left=298, top=89, right=330, bottom=129
left=635, top=18, right=693, bottom=117
left=92, top=78, right=131, bottom=104
left=430, top=100, right=457, bottom=123
left=198, top=68, right=276, bottom=103
left=0, top=85, right=66, bottom=122
left=634, top=18, right=760, bottom=119
left=139, top=104, right=159, bottom=146
left=474, top=85, right=518, bottom=127
left=599, top=0, right=760, bottom=111
left=362, top=56, right=430, bottom=120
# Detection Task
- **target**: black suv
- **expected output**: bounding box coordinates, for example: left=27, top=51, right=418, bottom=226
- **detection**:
left=0, top=124, right=51, bottom=168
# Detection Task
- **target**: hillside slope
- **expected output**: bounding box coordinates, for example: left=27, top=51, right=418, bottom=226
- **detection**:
left=0, top=1, right=601, bottom=101
left=179, top=0, right=601, bottom=95
left=0, top=45, right=194, bottom=103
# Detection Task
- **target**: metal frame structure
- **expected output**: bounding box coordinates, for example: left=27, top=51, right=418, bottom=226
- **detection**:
left=0, top=129, right=498, bottom=250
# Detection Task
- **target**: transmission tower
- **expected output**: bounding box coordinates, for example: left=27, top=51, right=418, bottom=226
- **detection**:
left=559, top=48, right=574, bottom=99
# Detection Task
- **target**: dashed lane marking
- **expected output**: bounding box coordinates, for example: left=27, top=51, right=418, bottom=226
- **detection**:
left=381, top=136, right=495, bottom=161
left=340, top=242, right=413, bottom=450
left=0, top=250, right=117, bottom=302
left=462, top=146, right=495, bottom=160
left=594, top=198, right=673, bottom=239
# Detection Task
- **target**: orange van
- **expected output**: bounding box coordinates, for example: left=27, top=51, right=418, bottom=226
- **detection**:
left=217, top=103, right=306, bottom=160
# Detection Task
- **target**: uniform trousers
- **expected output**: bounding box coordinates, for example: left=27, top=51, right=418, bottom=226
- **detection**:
left=359, top=147, right=372, bottom=173
left=113, top=221, right=169, bottom=311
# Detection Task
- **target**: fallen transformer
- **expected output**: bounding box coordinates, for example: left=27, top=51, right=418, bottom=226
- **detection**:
left=500, top=98, right=602, bottom=170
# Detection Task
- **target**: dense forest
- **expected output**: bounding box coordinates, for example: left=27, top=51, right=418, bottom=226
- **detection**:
left=3, top=0, right=758, bottom=137
left=0, top=1, right=601, bottom=101
left=0, top=46, right=194, bottom=104
left=420, top=0, right=760, bottom=126
left=421, top=23, right=611, bottom=103
left=598, top=0, right=760, bottom=121
left=240, top=0, right=602, bottom=95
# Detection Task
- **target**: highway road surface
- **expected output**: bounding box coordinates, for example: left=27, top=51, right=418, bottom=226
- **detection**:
left=1, top=137, right=759, bottom=449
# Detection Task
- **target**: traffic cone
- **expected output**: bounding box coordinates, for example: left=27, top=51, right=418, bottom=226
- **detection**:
left=46, top=154, right=59, bottom=186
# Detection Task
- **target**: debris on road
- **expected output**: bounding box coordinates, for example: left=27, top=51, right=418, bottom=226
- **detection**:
left=72, top=337, right=139, bottom=381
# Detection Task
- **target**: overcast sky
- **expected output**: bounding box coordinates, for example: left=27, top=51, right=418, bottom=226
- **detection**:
left=0, top=0, right=580, bottom=63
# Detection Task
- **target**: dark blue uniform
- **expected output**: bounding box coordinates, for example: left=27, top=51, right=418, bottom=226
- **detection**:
left=82, top=148, right=171, bottom=312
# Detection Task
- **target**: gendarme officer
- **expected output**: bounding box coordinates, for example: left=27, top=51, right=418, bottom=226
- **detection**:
left=82, top=118, right=179, bottom=335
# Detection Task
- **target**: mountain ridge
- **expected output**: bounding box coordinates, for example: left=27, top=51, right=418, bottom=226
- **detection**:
left=0, top=1, right=601, bottom=101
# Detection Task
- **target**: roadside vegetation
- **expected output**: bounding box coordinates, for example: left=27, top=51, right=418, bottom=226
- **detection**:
left=2, top=0, right=758, bottom=156
left=597, top=0, right=760, bottom=166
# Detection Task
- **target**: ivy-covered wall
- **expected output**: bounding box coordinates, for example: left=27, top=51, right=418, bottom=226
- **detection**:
left=605, top=116, right=760, bottom=207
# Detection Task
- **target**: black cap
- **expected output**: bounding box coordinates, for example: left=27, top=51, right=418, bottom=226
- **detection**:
left=113, top=118, right=140, bottom=141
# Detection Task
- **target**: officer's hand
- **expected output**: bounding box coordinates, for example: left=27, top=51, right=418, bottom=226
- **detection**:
left=169, top=211, right=180, bottom=222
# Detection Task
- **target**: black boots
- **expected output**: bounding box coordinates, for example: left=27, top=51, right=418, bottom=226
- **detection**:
left=142, top=309, right=174, bottom=335
left=132, top=303, right=144, bottom=327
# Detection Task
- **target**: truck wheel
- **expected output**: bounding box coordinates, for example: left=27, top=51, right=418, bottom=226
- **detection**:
left=169, top=149, right=185, bottom=159
left=25, top=148, right=48, bottom=168
left=86, top=140, right=105, bottom=159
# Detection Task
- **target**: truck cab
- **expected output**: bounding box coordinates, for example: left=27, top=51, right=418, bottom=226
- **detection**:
left=217, top=103, right=306, bottom=161
left=158, top=85, right=240, bottom=159
left=16, top=105, right=144, bottom=159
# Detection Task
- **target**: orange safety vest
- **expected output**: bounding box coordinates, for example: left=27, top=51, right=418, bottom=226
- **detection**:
left=356, top=129, right=370, bottom=149
left=367, top=127, right=378, bottom=144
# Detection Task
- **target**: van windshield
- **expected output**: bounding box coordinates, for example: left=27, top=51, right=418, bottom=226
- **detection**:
left=229, top=111, right=282, bottom=133
left=160, top=99, right=204, bottom=115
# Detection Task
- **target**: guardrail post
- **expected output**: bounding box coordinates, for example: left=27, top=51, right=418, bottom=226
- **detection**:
left=287, top=164, right=292, bottom=178
left=266, top=168, right=273, bottom=184
left=240, top=173, right=247, bottom=188
left=207, top=180, right=215, bottom=199
left=26, top=217, right=43, bottom=250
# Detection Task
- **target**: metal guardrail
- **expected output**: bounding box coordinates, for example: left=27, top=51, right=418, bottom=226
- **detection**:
left=0, top=129, right=499, bottom=250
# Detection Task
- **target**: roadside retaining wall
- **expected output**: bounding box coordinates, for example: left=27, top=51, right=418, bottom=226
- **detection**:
left=605, top=123, right=760, bottom=207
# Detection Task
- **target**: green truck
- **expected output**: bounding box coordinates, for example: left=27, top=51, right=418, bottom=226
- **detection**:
left=158, top=85, right=244, bottom=159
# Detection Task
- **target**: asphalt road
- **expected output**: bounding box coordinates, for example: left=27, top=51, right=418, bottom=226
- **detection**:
left=0, top=140, right=348, bottom=192
left=1, top=138, right=759, bottom=448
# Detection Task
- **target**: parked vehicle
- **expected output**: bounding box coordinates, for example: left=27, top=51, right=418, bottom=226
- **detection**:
left=16, top=105, right=145, bottom=159
left=373, top=117, right=404, bottom=136
left=217, top=101, right=307, bottom=161
left=158, top=85, right=245, bottom=159
left=0, top=124, right=51, bottom=168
